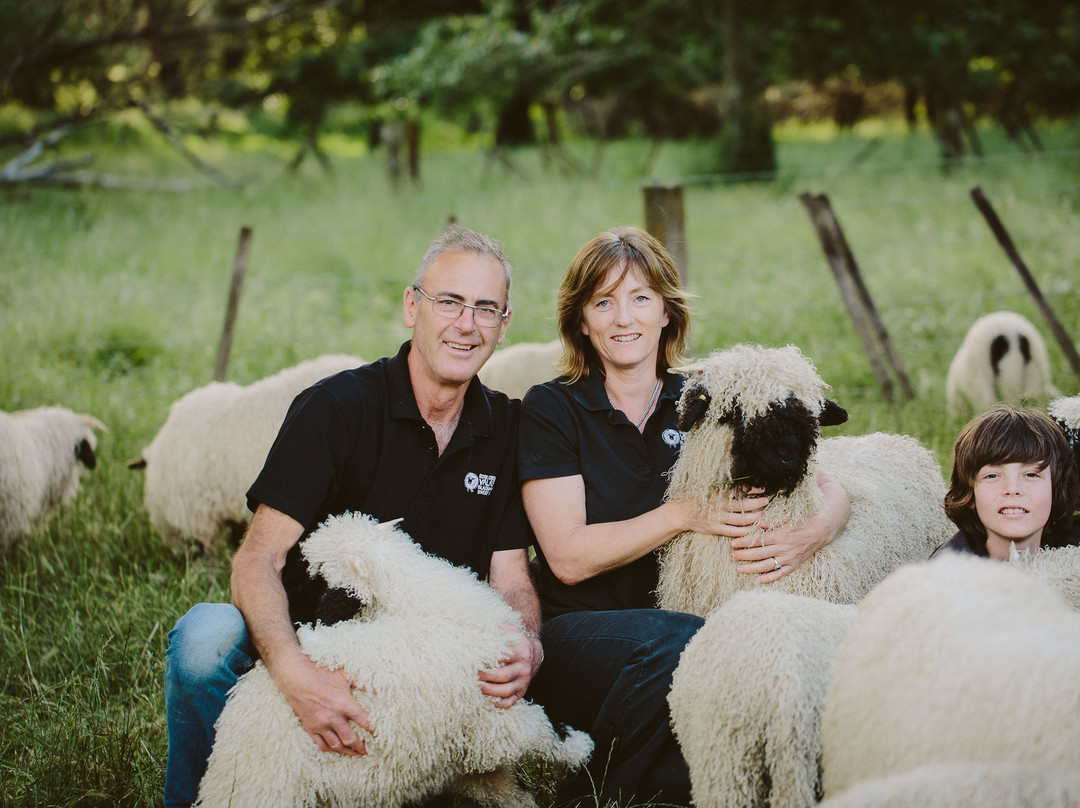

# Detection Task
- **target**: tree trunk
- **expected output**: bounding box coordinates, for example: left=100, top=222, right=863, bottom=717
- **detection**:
left=717, top=0, right=776, bottom=176
left=494, top=91, right=535, bottom=148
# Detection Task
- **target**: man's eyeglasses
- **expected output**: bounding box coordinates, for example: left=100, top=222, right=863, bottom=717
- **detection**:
left=412, top=285, right=507, bottom=329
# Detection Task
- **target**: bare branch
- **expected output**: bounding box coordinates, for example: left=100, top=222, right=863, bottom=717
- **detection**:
left=0, top=127, right=72, bottom=181
left=134, top=101, right=240, bottom=187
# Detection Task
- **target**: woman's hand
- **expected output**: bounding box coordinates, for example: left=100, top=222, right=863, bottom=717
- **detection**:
left=678, top=488, right=771, bottom=538
left=730, top=471, right=851, bottom=583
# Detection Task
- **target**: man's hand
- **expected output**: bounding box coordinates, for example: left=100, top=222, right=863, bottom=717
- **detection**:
left=278, top=655, right=373, bottom=756
left=478, top=625, right=543, bottom=708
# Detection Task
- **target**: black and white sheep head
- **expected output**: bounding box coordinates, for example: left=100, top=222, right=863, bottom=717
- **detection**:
left=673, top=344, right=847, bottom=497
left=301, top=513, right=412, bottom=619
left=13, top=407, right=107, bottom=502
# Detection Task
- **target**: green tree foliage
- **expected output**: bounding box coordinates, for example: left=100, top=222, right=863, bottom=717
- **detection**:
left=2, top=0, right=1078, bottom=174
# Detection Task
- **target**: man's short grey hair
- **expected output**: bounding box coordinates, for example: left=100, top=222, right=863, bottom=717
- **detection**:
left=413, top=224, right=513, bottom=307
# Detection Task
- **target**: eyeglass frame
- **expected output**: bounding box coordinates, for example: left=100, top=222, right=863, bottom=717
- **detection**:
left=411, top=284, right=509, bottom=328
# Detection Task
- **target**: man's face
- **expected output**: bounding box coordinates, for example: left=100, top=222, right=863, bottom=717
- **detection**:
left=403, top=251, right=511, bottom=389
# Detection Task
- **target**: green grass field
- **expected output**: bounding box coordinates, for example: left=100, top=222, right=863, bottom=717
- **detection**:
left=2, top=112, right=1079, bottom=806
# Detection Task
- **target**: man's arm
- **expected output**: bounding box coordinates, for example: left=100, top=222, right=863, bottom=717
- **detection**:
left=478, top=547, right=543, bottom=707
left=231, top=504, right=371, bottom=755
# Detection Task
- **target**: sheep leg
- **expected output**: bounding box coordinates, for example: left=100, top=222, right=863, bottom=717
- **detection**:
left=447, top=768, right=537, bottom=808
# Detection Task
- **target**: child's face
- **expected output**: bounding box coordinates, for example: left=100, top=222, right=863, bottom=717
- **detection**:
left=973, top=461, right=1053, bottom=548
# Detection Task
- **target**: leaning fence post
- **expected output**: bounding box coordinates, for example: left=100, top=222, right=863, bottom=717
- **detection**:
left=643, top=184, right=688, bottom=286
left=970, top=186, right=1080, bottom=385
left=214, top=226, right=253, bottom=382
left=799, top=192, right=914, bottom=403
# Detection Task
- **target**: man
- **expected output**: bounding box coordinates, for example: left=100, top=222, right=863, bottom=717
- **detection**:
left=163, top=225, right=543, bottom=807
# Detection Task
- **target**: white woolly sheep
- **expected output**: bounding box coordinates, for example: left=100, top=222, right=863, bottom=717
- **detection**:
left=196, top=512, right=592, bottom=808
left=478, top=339, right=562, bottom=399
left=1048, top=393, right=1080, bottom=470
left=1010, top=544, right=1080, bottom=609
left=656, top=343, right=954, bottom=618
left=669, top=590, right=854, bottom=808
left=0, top=406, right=106, bottom=551
left=132, top=354, right=363, bottom=554
left=820, top=552, right=1080, bottom=799
left=946, top=311, right=1056, bottom=413
left=817, top=761, right=1080, bottom=808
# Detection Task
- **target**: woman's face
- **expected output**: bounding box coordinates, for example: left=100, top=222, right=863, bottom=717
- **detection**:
left=580, top=261, right=669, bottom=376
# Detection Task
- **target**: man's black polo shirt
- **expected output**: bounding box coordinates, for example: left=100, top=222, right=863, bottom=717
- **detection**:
left=247, top=341, right=531, bottom=625
left=519, top=371, right=687, bottom=618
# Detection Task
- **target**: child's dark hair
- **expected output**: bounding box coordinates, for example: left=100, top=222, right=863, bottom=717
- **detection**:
left=945, top=405, right=1080, bottom=547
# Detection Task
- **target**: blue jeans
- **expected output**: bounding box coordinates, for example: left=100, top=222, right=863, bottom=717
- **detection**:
left=528, top=608, right=704, bottom=808
left=163, top=603, right=255, bottom=808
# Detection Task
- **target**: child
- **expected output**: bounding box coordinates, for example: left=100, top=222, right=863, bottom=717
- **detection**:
left=933, top=405, right=1080, bottom=559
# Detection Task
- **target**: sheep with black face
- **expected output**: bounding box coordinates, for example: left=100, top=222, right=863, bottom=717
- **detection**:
left=0, top=406, right=106, bottom=551
left=656, top=343, right=953, bottom=617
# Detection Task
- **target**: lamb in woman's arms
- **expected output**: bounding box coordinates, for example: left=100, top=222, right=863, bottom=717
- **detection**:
left=195, top=512, right=591, bottom=808
left=658, top=343, right=953, bottom=617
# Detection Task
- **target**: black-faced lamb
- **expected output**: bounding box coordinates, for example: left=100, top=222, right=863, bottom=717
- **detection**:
left=478, top=338, right=562, bottom=399
left=131, top=354, right=362, bottom=554
left=0, top=406, right=106, bottom=551
left=656, top=343, right=954, bottom=618
left=820, top=551, right=1080, bottom=799
left=946, top=311, right=1056, bottom=413
left=669, top=589, right=854, bottom=808
left=195, top=512, right=592, bottom=808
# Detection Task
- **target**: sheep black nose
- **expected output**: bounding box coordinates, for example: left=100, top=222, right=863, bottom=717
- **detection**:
left=770, top=434, right=801, bottom=467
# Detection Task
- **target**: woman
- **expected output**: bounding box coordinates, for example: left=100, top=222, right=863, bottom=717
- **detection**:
left=519, top=226, right=850, bottom=807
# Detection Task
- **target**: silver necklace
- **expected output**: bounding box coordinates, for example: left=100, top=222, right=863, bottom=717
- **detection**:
left=611, top=378, right=663, bottom=430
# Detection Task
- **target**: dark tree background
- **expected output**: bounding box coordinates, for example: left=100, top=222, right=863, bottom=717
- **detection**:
left=2, top=0, right=1078, bottom=175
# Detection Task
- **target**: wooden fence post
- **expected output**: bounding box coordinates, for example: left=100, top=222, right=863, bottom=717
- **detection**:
left=214, top=226, right=253, bottom=382
left=643, top=184, right=688, bottom=286
left=799, top=192, right=914, bottom=403
left=970, top=186, right=1080, bottom=385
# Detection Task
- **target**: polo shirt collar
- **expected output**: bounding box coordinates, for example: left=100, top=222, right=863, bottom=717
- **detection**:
left=569, top=366, right=685, bottom=413
left=386, top=340, right=495, bottom=437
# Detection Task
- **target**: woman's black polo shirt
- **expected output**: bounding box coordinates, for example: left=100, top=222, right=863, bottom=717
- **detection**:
left=247, top=341, right=531, bottom=626
left=519, top=371, right=687, bottom=618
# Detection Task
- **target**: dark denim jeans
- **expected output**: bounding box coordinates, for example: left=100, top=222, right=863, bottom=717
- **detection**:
left=528, top=608, right=705, bottom=808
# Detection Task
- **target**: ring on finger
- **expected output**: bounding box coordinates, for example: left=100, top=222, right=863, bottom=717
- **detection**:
left=771, top=557, right=781, bottom=571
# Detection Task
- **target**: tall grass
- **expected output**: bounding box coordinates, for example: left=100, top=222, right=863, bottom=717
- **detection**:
left=2, top=113, right=1079, bottom=805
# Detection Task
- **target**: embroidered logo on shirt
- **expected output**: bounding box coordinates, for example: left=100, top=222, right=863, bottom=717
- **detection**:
left=662, top=429, right=687, bottom=449
left=464, top=472, right=496, bottom=496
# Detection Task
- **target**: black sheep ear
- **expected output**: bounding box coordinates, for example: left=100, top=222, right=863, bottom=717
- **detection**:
left=819, top=399, right=848, bottom=427
left=678, top=386, right=711, bottom=432
left=76, top=439, right=97, bottom=470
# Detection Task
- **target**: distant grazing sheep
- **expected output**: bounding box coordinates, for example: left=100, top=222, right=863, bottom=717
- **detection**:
left=821, top=552, right=1080, bottom=799
left=669, top=590, right=854, bottom=808
left=946, top=311, right=1056, bottom=413
left=817, top=761, right=1080, bottom=808
left=479, top=339, right=561, bottom=399
left=657, top=344, right=953, bottom=618
left=0, top=406, right=106, bottom=551
left=196, top=512, right=592, bottom=808
left=131, top=354, right=362, bottom=554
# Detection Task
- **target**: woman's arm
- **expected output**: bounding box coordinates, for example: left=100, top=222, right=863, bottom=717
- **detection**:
left=523, top=474, right=768, bottom=586
left=729, top=470, right=851, bottom=583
